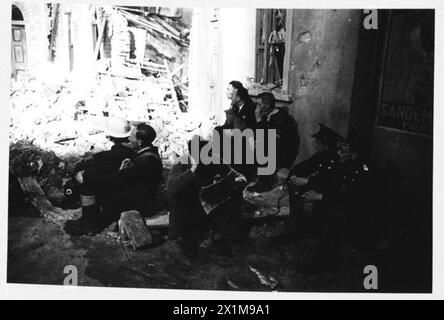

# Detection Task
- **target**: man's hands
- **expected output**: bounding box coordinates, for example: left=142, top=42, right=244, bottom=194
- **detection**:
left=233, top=176, right=248, bottom=193
left=289, top=176, right=309, bottom=187
left=75, top=170, right=84, bottom=184
left=119, top=158, right=132, bottom=171
left=255, top=104, right=264, bottom=122
left=303, top=190, right=323, bottom=202
left=235, top=176, right=247, bottom=185
left=189, top=153, right=199, bottom=173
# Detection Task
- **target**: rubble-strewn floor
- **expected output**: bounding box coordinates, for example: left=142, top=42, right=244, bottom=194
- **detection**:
left=8, top=207, right=367, bottom=292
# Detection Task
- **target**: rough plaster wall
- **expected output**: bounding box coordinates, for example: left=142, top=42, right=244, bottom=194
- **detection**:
left=287, top=9, right=361, bottom=162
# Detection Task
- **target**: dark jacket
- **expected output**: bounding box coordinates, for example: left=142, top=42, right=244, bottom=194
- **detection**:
left=234, top=101, right=257, bottom=130
left=167, top=159, right=206, bottom=239
left=167, top=158, right=245, bottom=239
left=288, top=151, right=339, bottom=202
left=256, top=107, right=300, bottom=169
left=84, top=146, right=163, bottom=216
left=289, top=152, right=371, bottom=206
left=76, top=144, right=136, bottom=173
left=219, top=100, right=257, bottom=131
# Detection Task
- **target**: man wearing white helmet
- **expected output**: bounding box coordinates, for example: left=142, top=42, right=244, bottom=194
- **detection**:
left=65, top=121, right=163, bottom=236
left=64, top=117, right=136, bottom=236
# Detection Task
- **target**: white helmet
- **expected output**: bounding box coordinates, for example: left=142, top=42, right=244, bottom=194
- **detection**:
left=105, top=117, right=131, bottom=138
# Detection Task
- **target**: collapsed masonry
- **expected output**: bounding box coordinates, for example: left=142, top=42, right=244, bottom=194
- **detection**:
left=10, top=6, right=215, bottom=169
left=10, top=6, right=217, bottom=211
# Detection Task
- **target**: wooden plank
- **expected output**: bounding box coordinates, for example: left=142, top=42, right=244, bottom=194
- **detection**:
left=48, top=4, right=60, bottom=62
left=171, top=62, right=186, bottom=77
left=94, top=18, right=107, bottom=60
left=17, top=177, right=80, bottom=225
left=282, top=9, right=293, bottom=93
left=18, top=177, right=45, bottom=195
left=66, top=12, right=74, bottom=71
left=119, top=10, right=184, bottom=44
left=262, top=10, right=271, bottom=84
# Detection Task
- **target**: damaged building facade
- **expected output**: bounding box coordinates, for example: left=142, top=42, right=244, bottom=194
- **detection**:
left=189, top=8, right=433, bottom=263
left=12, top=3, right=191, bottom=79
left=11, top=3, right=196, bottom=162
left=9, top=4, right=433, bottom=292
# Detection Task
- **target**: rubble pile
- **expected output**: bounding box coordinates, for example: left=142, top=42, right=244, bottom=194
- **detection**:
left=9, top=5, right=215, bottom=211
left=9, top=141, right=76, bottom=205
left=10, top=71, right=216, bottom=182
left=10, top=73, right=112, bottom=158
left=9, top=66, right=216, bottom=211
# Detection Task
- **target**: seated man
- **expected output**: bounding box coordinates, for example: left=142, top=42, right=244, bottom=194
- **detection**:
left=250, top=92, right=300, bottom=192
left=64, top=123, right=163, bottom=236
left=75, top=117, right=136, bottom=174
left=289, top=132, right=371, bottom=273
left=64, top=117, right=135, bottom=234
left=286, top=124, right=345, bottom=231
left=168, top=136, right=247, bottom=257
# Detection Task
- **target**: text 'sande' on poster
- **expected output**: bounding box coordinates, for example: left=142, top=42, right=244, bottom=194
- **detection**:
left=376, top=10, right=434, bottom=136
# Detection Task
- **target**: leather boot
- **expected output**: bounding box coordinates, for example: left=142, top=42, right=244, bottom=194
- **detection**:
left=64, top=195, right=102, bottom=236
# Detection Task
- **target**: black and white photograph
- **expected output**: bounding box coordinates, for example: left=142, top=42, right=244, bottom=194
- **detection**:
left=4, top=0, right=437, bottom=298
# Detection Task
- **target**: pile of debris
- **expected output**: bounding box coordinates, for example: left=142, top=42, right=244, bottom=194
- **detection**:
left=10, top=68, right=214, bottom=166
left=9, top=140, right=77, bottom=207
left=10, top=73, right=111, bottom=158
left=9, top=5, right=218, bottom=219
left=10, top=5, right=212, bottom=167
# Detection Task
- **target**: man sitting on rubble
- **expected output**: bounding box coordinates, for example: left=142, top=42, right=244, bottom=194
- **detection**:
left=287, top=126, right=372, bottom=273
left=64, top=122, right=163, bottom=236
left=64, top=117, right=135, bottom=234
left=72, top=117, right=136, bottom=177
left=286, top=124, right=345, bottom=232
left=249, top=92, right=300, bottom=192
left=167, top=136, right=247, bottom=258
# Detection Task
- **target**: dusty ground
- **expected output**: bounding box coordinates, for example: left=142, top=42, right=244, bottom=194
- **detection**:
left=7, top=205, right=367, bottom=292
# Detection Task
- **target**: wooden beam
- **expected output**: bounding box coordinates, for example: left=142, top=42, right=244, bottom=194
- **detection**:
left=93, top=18, right=107, bottom=60
left=282, top=9, right=294, bottom=93
left=17, top=177, right=80, bottom=225
left=65, top=12, right=74, bottom=71
left=48, top=4, right=60, bottom=62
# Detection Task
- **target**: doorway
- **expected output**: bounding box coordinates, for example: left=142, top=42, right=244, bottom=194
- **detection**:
left=11, top=5, right=27, bottom=74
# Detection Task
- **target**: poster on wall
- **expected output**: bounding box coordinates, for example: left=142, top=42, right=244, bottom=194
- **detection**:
left=376, top=10, right=434, bottom=136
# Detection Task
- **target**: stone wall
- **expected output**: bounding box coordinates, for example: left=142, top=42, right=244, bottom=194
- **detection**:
left=286, top=9, right=361, bottom=161
left=12, top=2, right=95, bottom=79
left=12, top=1, right=50, bottom=74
